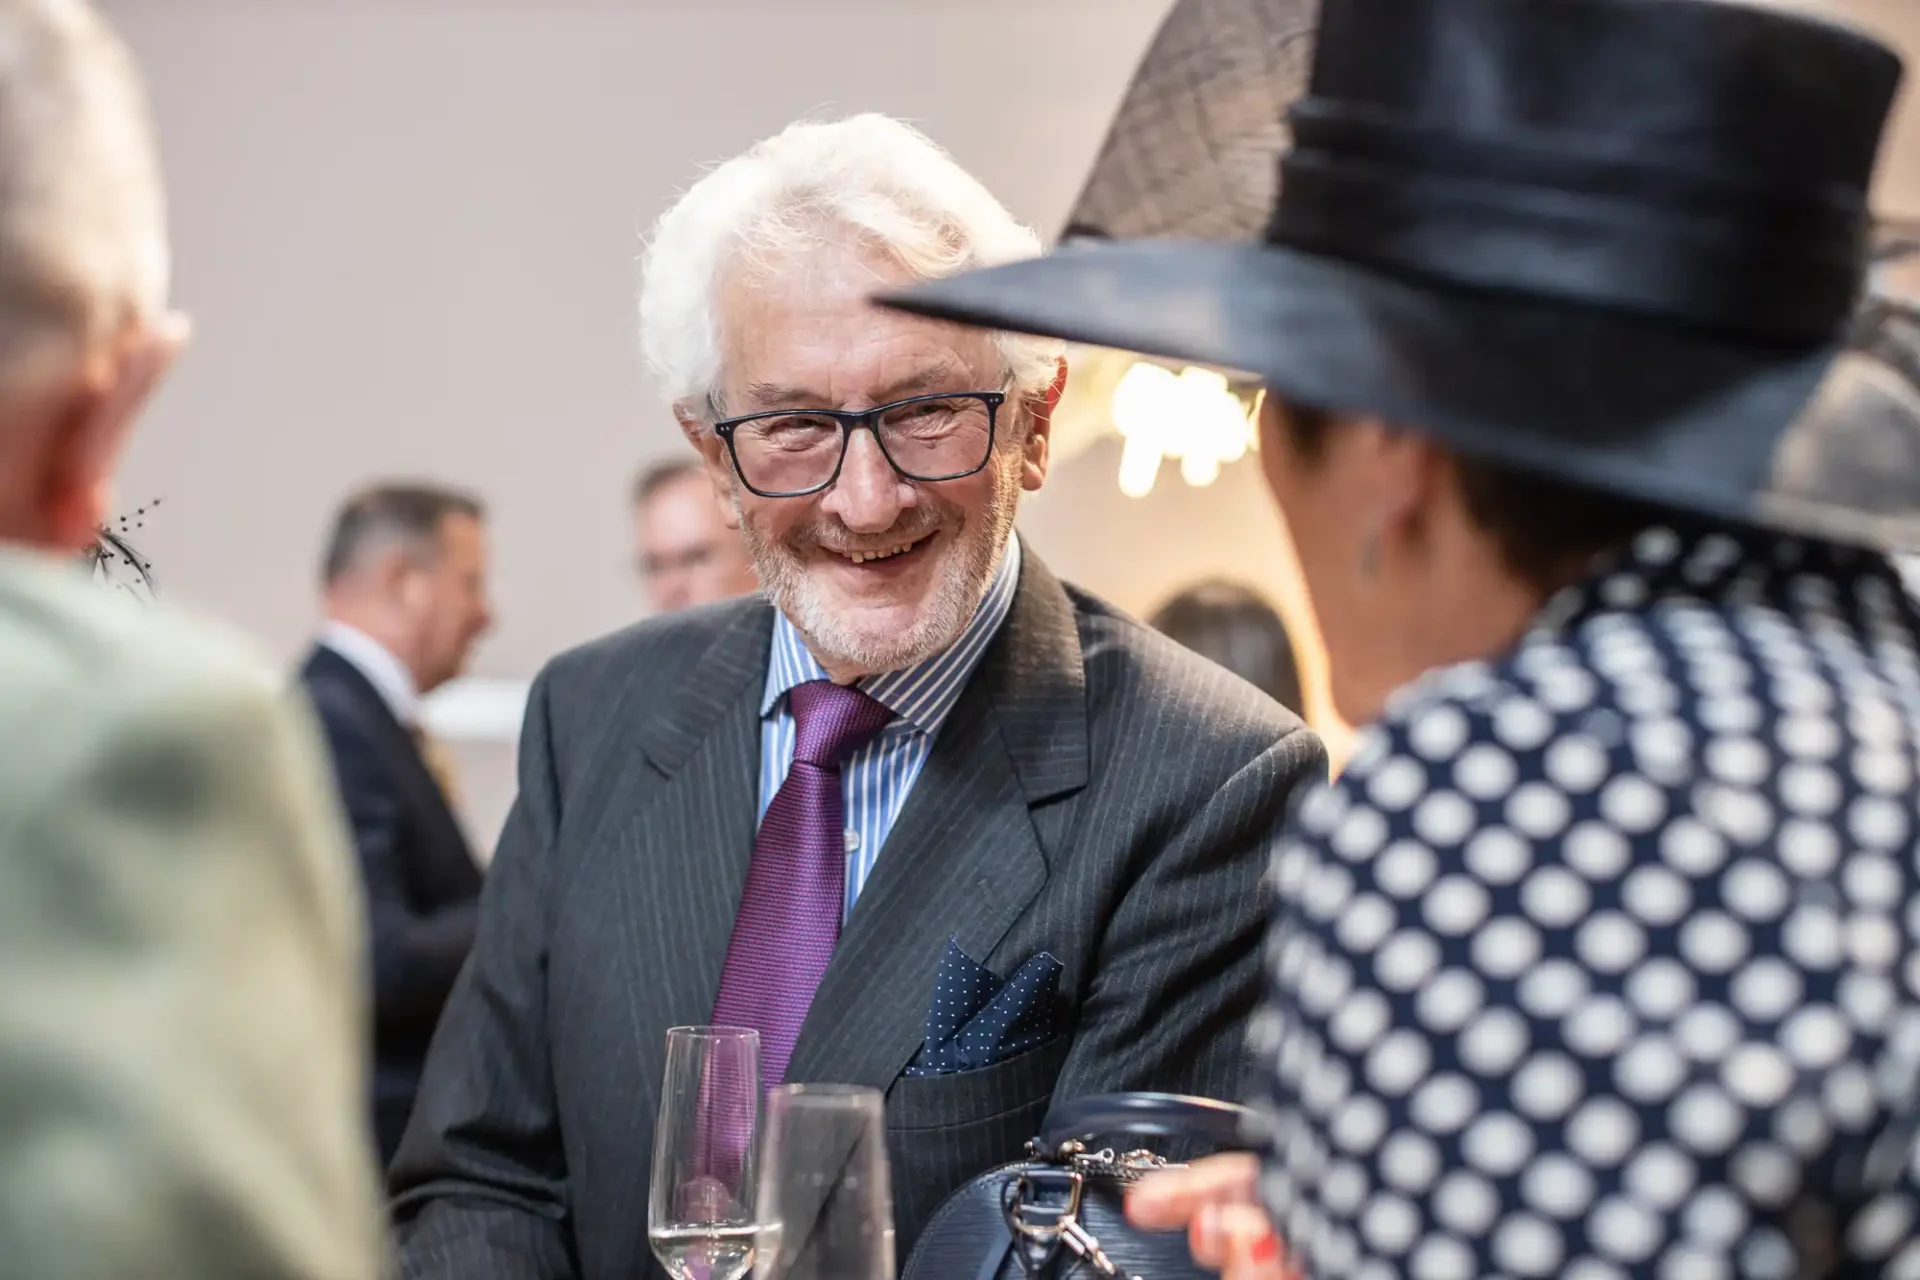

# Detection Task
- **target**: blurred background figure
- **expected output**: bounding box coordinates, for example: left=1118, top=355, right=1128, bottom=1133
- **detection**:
left=631, top=456, right=759, bottom=612
left=0, top=1, right=385, bottom=1274
left=301, top=481, right=492, bottom=1165
left=1149, top=578, right=1304, bottom=715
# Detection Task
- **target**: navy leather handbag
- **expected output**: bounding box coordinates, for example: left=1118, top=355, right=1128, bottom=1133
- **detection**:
left=901, top=1093, right=1257, bottom=1280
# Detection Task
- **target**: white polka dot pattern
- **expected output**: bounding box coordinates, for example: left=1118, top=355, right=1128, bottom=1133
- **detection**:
left=1252, top=527, right=1920, bottom=1278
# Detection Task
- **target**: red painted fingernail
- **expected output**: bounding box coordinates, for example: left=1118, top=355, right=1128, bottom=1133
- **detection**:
left=1252, top=1232, right=1281, bottom=1263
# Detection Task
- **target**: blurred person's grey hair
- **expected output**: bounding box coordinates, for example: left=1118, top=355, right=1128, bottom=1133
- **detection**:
left=0, top=0, right=167, bottom=388
left=637, top=113, right=1063, bottom=419
left=322, top=482, right=485, bottom=585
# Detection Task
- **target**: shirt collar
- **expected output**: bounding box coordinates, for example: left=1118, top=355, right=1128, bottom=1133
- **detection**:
left=761, top=532, right=1023, bottom=735
left=320, top=620, right=422, bottom=726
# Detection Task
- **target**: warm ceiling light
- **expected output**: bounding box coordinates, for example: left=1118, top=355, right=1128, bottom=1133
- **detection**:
left=1109, top=362, right=1259, bottom=497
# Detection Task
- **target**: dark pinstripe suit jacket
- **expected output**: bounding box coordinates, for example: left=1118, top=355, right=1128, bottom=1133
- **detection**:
left=390, top=553, right=1327, bottom=1279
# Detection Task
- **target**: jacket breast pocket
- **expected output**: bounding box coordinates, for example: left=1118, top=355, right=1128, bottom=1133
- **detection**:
left=885, top=1033, right=1073, bottom=1132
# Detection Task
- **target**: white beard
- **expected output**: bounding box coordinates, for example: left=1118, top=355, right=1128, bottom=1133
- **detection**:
left=737, top=456, right=1022, bottom=676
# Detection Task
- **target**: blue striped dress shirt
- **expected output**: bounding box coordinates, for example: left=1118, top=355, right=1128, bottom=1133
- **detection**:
left=758, top=533, right=1023, bottom=920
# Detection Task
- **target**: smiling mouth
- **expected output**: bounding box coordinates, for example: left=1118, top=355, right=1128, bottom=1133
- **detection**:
left=835, top=531, right=936, bottom=565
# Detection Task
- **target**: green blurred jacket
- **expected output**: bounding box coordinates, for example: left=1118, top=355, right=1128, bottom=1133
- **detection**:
left=0, top=547, right=386, bottom=1279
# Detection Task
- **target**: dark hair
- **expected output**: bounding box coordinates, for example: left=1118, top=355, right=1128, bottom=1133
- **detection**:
left=631, top=457, right=707, bottom=508
left=322, top=482, right=484, bottom=585
left=1150, top=580, right=1305, bottom=714
left=1279, top=402, right=1664, bottom=593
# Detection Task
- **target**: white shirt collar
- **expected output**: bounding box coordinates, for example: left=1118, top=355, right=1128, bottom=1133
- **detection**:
left=320, top=620, right=422, bottom=727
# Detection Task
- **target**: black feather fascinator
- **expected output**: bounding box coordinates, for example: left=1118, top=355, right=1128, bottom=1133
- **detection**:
left=84, top=498, right=160, bottom=600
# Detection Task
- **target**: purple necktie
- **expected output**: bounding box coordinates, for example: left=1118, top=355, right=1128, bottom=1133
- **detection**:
left=711, top=679, right=894, bottom=1087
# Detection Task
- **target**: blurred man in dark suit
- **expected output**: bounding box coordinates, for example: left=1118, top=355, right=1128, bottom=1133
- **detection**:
left=303, top=481, right=493, bottom=1164
left=631, top=456, right=759, bottom=611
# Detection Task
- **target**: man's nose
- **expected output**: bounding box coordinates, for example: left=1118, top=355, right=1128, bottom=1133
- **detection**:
left=822, top=428, right=909, bottom=533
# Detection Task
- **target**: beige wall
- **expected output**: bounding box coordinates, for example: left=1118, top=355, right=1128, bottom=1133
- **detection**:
left=99, top=0, right=1920, bottom=849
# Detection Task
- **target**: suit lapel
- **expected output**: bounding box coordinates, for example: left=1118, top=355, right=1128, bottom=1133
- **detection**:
left=304, top=645, right=412, bottom=759
left=617, top=604, right=773, bottom=1066
left=784, top=553, right=1089, bottom=1090
left=302, top=644, right=478, bottom=873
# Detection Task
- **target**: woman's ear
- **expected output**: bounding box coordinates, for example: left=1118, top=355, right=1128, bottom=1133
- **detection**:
left=1349, top=420, right=1449, bottom=567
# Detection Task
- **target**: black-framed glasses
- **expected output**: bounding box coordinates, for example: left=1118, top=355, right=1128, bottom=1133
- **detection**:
left=712, top=390, right=1006, bottom=498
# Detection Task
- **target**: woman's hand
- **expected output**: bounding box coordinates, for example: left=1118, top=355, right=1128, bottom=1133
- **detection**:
left=1125, top=1153, right=1292, bottom=1279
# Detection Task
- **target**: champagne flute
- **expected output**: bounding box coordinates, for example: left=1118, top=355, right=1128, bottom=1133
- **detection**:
left=648, top=1026, right=763, bottom=1280
left=753, top=1084, right=895, bottom=1280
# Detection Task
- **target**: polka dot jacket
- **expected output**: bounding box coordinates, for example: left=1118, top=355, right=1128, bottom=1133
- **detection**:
left=1251, top=523, right=1920, bottom=1279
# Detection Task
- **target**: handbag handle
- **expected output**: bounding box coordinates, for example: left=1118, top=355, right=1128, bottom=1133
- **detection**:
left=1039, top=1092, right=1258, bottom=1151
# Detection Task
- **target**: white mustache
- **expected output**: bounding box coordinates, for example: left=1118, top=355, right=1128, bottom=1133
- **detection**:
left=805, top=523, right=942, bottom=556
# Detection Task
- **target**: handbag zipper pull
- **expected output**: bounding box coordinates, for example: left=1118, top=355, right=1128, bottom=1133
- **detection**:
left=1057, top=1217, right=1141, bottom=1279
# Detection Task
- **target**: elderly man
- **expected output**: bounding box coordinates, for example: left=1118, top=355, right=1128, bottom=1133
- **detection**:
left=302, top=481, right=493, bottom=1164
left=631, top=456, right=760, bottom=611
left=392, top=113, right=1326, bottom=1278
left=0, top=1, right=383, bottom=1275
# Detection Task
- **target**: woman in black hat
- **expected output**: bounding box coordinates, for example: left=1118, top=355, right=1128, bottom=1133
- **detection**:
left=881, top=0, right=1920, bottom=1275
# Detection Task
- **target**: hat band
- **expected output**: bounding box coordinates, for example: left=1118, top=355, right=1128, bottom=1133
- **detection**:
left=1268, top=104, right=1869, bottom=345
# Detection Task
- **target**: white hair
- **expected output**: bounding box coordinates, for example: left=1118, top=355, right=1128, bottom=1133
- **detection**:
left=638, top=113, right=1061, bottom=414
left=0, top=0, right=166, bottom=383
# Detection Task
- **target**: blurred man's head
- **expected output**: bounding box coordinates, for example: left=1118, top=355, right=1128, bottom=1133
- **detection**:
left=321, top=483, right=493, bottom=695
left=631, top=458, right=758, bottom=613
left=0, top=0, right=184, bottom=556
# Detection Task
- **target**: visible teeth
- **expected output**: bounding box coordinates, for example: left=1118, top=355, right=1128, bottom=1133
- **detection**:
left=849, top=540, right=919, bottom=564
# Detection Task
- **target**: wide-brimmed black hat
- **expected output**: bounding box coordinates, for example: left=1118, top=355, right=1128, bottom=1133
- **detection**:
left=880, top=0, right=1908, bottom=547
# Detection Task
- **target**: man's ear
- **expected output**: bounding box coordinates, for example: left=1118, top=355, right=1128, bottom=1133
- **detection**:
left=675, top=401, right=742, bottom=531
left=36, top=313, right=189, bottom=554
left=1018, top=356, right=1068, bottom=492
left=377, top=543, right=429, bottom=614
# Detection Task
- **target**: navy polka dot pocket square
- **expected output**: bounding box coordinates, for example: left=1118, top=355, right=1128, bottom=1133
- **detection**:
left=904, top=938, right=1063, bottom=1077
